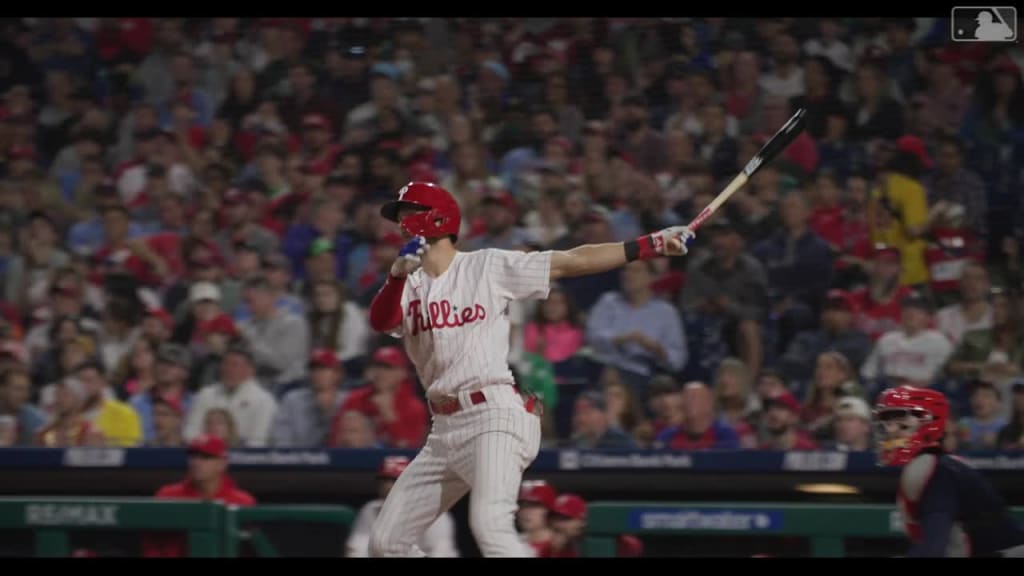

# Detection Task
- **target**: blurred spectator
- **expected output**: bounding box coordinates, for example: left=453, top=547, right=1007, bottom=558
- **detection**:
left=150, top=394, right=185, bottom=447
left=603, top=375, right=644, bottom=440
left=4, top=211, right=69, bottom=308
left=809, top=171, right=871, bottom=284
left=130, top=343, right=193, bottom=444
left=935, top=262, right=992, bottom=346
left=282, top=195, right=354, bottom=281
left=333, top=346, right=427, bottom=449
left=96, top=297, right=141, bottom=374
left=0, top=366, right=44, bottom=445
left=959, top=380, right=1007, bottom=451
left=711, top=358, right=758, bottom=448
left=545, top=494, right=587, bottom=558
left=760, top=31, right=804, bottom=101
left=74, top=360, right=143, bottom=446
left=586, top=260, right=687, bottom=394
left=758, top=391, right=818, bottom=450
left=655, top=382, right=739, bottom=450
left=36, top=377, right=98, bottom=447
left=145, top=434, right=255, bottom=557
left=861, top=293, right=954, bottom=388
left=331, top=409, right=384, bottom=448
left=184, top=341, right=278, bottom=447
left=112, top=335, right=158, bottom=399
left=141, top=307, right=173, bottom=346
left=569, top=390, right=636, bottom=450
left=202, top=408, right=240, bottom=448
left=801, top=351, right=863, bottom=442
left=233, top=252, right=305, bottom=321
left=867, top=136, right=930, bottom=288
left=996, top=382, right=1024, bottom=450
left=780, top=289, right=872, bottom=382
left=849, top=244, right=912, bottom=340
left=238, top=274, right=310, bottom=392
left=271, top=349, right=348, bottom=447
left=923, top=203, right=985, bottom=307
left=922, top=136, right=987, bottom=242
left=346, top=455, right=459, bottom=557
left=680, top=218, right=768, bottom=376
left=948, top=288, right=1023, bottom=386
left=192, top=314, right=238, bottom=388
left=465, top=190, right=533, bottom=251
left=849, top=60, right=904, bottom=141
left=643, top=375, right=681, bottom=439
left=517, top=480, right=557, bottom=557
left=554, top=206, right=622, bottom=312
left=523, top=284, right=583, bottom=364
left=308, top=280, right=370, bottom=363
left=827, top=396, right=872, bottom=452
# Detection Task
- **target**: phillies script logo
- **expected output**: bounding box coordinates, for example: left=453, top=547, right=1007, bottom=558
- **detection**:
left=407, top=299, right=486, bottom=335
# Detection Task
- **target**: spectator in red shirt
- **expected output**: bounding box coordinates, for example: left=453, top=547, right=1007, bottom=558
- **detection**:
left=92, top=205, right=167, bottom=287
left=850, top=244, right=911, bottom=340
left=544, top=494, right=587, bottom=558
left=333, top=347, right=427, bottom=449
left=758, top=391, right=818, bottom=451
left=654, top=382, right=740, bottom=450
left=144, top=434, right=255, bottom=557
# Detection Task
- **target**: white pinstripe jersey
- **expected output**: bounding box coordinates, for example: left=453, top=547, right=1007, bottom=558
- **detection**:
left=391, top=249, right=552, bottom=396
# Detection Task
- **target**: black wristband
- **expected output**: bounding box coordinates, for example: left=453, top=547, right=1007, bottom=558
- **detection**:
left=623, top=239, right=640, bottom=262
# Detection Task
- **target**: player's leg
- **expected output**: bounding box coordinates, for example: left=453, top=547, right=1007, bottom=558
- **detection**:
left=369, top=435, right=469, bottom=557
left=455, top=404, right=542, bottom=557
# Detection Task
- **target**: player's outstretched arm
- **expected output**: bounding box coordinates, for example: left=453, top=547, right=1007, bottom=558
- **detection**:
left=550, top=226, right=694, bottom=280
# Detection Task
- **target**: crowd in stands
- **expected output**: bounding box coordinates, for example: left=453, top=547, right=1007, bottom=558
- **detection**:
left=0, top=17, right=1023, bottom=454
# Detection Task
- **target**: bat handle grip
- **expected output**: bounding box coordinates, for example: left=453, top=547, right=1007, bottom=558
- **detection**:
left=684, top=207, right=714, bottom=245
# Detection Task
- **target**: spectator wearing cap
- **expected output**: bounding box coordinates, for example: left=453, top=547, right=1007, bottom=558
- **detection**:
left=297, top=112, right=341, bottom=174
left=308, top=279, right=370, bottom=364
left=680, top=218, right=769, bottom=378
left=0, top=366, right=45, bottom=445
left=184, top=341, right=278, bottom=447
left=922, top=136, right=987, bottom=239
left=238, top=274, right=311, bottom=392
left=36, top=377, right=97, bottom=447
left=333, top=347, right=427, bottom=449
left=141, top=307, right=173, bottom=345
left=861, top=293, right=954, bottom=388
left=948, top=288, right=1023, bottom=387
left=73, top=360, right=143, bottom=447
left=935, top=262, right=993, bottom=347
left=464, top=190, right=535, bottom=251
left=569, top=390, right=637, bottom=450
left=517, top=480, right=557, bottom=557
left=826, top=396, right=872, bottom=452
left=545, top=494, right=587, bottom=558
left=996, top=382, right=1024, bottom=450
left=282, top=196, right=354, bottom=282
left=145, top=434, right=255, bottom=557
left=150, top=394, right=185, bottom=447
left=586, top=260, right=687, bottom=394
left=959, top=380, right=1008, bottom=451
left=868, top=136, right=931, bottom=288
left=163, top=241, right=240, bottom=324
left=751, top=188, right=835, bottom=354
left=758, top=391, right=819, bottom=450
left=655, top=382, right=740, bottom=450
left=192, top=313, right=241, bottom=388
left=923, top=202, right=985, bottom=307
left=4, top=211, right=69, bottom=309
left=91, top=204, right=168, bottom=287
left=216, top=187, right=281, bottom=265
left=780, top=289, right=872, bottom=383
left=233, top=252, right=306, bottom=322
left=849, top=244, right=913, bottom=341
left=130, top=343, right=194, bottom=444
left=346, top=455, right=459, bottom=558
left=271, top=349, right=348, bottom=447
left=801, top=351, right=865, bottom=442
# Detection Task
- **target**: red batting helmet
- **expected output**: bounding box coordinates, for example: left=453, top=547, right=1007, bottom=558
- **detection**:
left=518, top=480, right=557, bottom=510
left=551, top=493, right=587, bottom=521
left=377, top=455, right=410, bottom=479
left=873, top=386, right=950, bottom=467
left=380, top=182, right=461, bottom=242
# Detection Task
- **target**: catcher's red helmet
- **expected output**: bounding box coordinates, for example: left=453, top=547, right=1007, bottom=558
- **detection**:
left=380, top=182, right=461, bottom=241
left=873, top=386, right=950, bottom=466
left=518, top=480, right=557, bottom=510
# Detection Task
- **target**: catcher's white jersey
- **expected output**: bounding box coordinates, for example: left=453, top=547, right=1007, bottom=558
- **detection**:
left=391, top=249, right=552, bottom=396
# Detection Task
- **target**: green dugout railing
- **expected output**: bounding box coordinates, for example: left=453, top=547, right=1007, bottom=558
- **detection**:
left=0, top=498, right=355, bottom=557
left=583, top=502, right=1024, bottom=557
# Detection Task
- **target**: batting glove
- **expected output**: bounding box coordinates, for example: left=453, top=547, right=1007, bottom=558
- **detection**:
left=626, top=226, right=695, bottom=261
left=391, top=236, right=429, bottom=278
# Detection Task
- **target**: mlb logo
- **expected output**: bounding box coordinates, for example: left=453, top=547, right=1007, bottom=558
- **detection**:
left=951, top=7, right=1018, bottom=42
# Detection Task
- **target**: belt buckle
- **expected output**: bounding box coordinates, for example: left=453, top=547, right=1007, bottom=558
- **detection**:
left=433, top=396, right=460, bottom=415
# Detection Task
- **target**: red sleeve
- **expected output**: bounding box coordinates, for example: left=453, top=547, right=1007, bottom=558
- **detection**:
left=383, top=396, right=428, bottom=449
left=369, top=275, right=407, bottom=332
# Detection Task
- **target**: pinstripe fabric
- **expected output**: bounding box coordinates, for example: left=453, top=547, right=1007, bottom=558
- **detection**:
left=370, top=249, right=551, bottom=558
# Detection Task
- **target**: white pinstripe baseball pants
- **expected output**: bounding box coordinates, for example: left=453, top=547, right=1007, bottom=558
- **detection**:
left=369, top=385, right=542, bottom=557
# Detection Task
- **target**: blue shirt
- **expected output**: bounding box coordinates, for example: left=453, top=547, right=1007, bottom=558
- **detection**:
left=282, top=225, right=355, bottom=282
left=585, top=292, right=688, bottom=376
left=751, top=229, right=834, bottom=306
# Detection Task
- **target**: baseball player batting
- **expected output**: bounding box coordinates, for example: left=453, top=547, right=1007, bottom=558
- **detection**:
left=366, top=181, right=694, bottom=557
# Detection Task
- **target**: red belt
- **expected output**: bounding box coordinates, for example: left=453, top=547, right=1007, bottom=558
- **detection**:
left=427, top=387, right=540, bottom=416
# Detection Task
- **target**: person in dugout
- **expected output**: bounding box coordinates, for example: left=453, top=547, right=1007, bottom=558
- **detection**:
left=517, top=479, right=557, bottom=556
left=874, top=386, right=1024, bottom=557
left=544, top=493, right=588, bottom=557
left=143, top=434, right=256, bottom=557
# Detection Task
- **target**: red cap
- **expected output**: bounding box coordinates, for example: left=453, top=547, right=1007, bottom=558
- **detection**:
left=617, top=535, right=644, bottom=558
left=155, top=394, right=184, bottom=417
left=377, top=455, right=410, bottom=479
left=896, top=135, right=933, bottom=169
left=407, top=162, right=439, bottom=184
left=482, top=190, right=517, bottom=212
left=551, top=493, right=587, bottom=520
left=196, top=314, right=239, bottom=339
left=188, top=434, right=227, bottom=458
left=518, top=480, right=557, bottom=510
left=824, top=289, right=857, bottom=313
left=764, top=391, right=801, bottom=414
left=371, top=346, right=408, bottom=369
left=309, top=348, right=340, bottom=369
left=145, top=307, right=174, bottom=330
